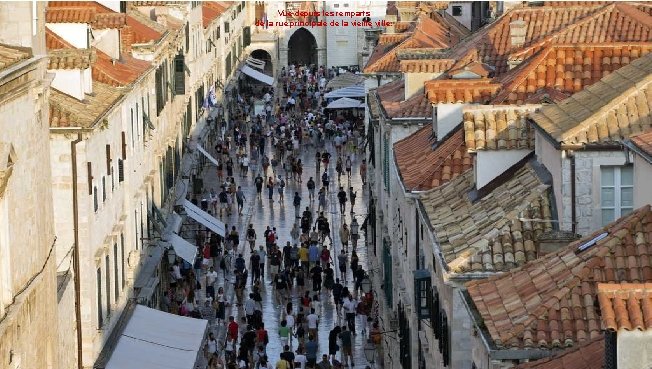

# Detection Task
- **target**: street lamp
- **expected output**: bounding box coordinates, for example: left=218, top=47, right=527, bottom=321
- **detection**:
left=363, top=340, right=377, bottom=367
left=361, top=276, right=372, bottom=294
left=167, top=248, right=177, bottom=264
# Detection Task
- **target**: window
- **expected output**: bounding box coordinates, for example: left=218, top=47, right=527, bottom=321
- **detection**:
left=430, top=288, right=440, bottom=336
left=243, top=26, right=251, bottom=47
left=334, top=3, right=339, bottom=8
left=174, top=54, right=186, bottom=95
left=452, top=5, right=462, bottom=16
left=94, top=186, right=98, bottom=212
left=113, top=244, right=119, bottom=301
left=414, top=270, right=431, bottom=319
left=121, top=131, right=127, bottom=159
left=87, top=162, right=93, bottom=195
left=134, top=210, right=139, bottom=251
left=383, top=136, right=390, bottom=191
left=343, top=3, right=349, bottom=7
left=97, top=268, right=103, bottom=328
left=105, top=255, right=111, bottom=316
left=120, top=233, right=125, bottom=289
left=224, top=21, right=230, bottom=33
left=102, top=176, right=106, bottom=202
left=216, top=26, right=220, bottom=40
left=118, top=159, right=124, bottom=182
left=105, top=145, right=111, bottom=173
left=185, top=23, right=190, bottom=53
left=382, top=239, right=393, bottom=306
left=600, top=166, right=633, bottom=225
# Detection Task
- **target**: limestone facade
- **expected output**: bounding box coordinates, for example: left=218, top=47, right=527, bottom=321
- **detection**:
left=0, top=2, right=59, bottom=368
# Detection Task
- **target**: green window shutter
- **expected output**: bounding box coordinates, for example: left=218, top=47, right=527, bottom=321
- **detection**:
left=383, top=137, right=390, bottom=191
left=383, top=239, right=393, bottom=306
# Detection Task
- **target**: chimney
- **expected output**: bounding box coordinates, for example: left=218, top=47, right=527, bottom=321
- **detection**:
left=536, top=230, right=581, bottom=256
left=509, top=20, right=526, bottom=48
left=385, top=14, right=397, bottom=33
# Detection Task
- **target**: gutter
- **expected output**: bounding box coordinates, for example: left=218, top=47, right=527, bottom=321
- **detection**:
left=567, top=150, right=577, bottom=234
left=459, top=289, right=555, bottom=362
left=71, top=133, right=84, bottom=369
left=623, top=139, right=652, bottom=165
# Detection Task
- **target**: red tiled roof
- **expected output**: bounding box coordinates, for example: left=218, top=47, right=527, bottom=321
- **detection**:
left=630, top=129, right=652, bottom=159
left=364, top=14, right=467, bottom=73
left=45, top=27, right=74, bottom=50
left=45, top=2, right=126, bottom=28
left=92, top=48, right=151, bottom=87
left=425, top=78, right=501, bottom=104
left=515, top=338, right=604, bottom=369
left=376, top=79, right=432, bottom=118
left=463, top=105, right=538, bottom=152
left=448, top=3, right=652, bottom=76
left=125, top=15, right=163, bottom=44
left=46, top=7, right=96, bottom=23
left=467, top=205, right=652, bottom=349
left=598, top=282, right=652, bottom=332
left=202, top=2, right=226, bottom=28
left=400, top=57, right=454, bottom=73
left=378, top=33, right=411, bottom=45
left=394, top=126, right=472, bottom=191
left=493, top=44, right=652, bottom=105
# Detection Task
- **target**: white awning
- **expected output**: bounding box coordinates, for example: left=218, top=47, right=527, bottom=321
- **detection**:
left=183, top=199, right=226, bottom=236
left=326, top=97, right=364, bottom=109
left=167, top=233, right=198, bottom=265
left=196, top=145, right=218, bottom=166
left=324, top=85, right=366, bottom=98
left=241, top=64, right=274, bottom=85
left=105, top=305, right=208, bottom=369
left=246, top=57, right=266, bottom=70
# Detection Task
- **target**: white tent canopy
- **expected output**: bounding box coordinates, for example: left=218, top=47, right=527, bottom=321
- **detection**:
left=326, top=72, right=365, bottom=89
left=105, top=305, right=208, bottom=369
left=183, top=199, right=226, bottom=236
left=196, top=145, right=218, bottom=166
left=166, top=233, right=198, bottom=264
left=241, top=64, right=274, bottom=85
left=324, top=85, right=366, bottom=98
left=326, top=97, right=364, bottom=109
left=246, top=57, right=266, bottom=70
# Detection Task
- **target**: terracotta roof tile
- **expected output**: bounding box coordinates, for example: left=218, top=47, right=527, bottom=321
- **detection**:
left=0, top=43, right=31, bottom=72
left=447, top=3, right=652, bottom=76
left=47, top=48, right=96, bottom=70
left=515, top=337, right=604, bottom=369
left=598, top=282, right=652, bottom=331
left=45, top=27, right=74, bottom=50
left=50, top=81, right=124, bottom=128
left=379, top=33, right=411, bottom=45
left=394, top=126, right=473, bottom=191
left=46, top=7, right=96, bottom=23
left=46, top=3, right=126, bottom=28
left=420, top=162, right=553, bottom=273
left=494, top=44, right=652, bottom=105
left=376, top=79, right=432, bottom=118
left=424, top=78, right=501, bottom=104
left=125, top=14, right=164, bottom=44
left=449, top=61, right=495, bottom=78
left=363, top=13, right=467, bottom=73
left=466, top=204, right=652, bottom=349
left=202, top=2, right=225, bottom=28
left=531, top=51, right=652, bottom=145
left=92, top=48, right=151, bottom=87
left=630, top=129, right=652, bottom=158
left=463, top=105, right=539, bottom=152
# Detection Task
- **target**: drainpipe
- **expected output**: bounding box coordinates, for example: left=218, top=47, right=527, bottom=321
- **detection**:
left=71, top=134, right=84, bottom=369
left=568, top=150, right=577, bottom=234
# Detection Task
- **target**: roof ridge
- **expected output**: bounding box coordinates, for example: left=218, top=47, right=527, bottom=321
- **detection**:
left=613, top=2, right=652, bottom=31
left=558, top=56, right=652, bottom=142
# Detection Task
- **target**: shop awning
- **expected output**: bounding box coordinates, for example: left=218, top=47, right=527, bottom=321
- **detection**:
left=196, top=145, right=218, bottom=166
left=326, top=97, right=364, bottom=109
left=183, top=199, right=226, bottom=236
left=167, top=233, right=198, bottom=265
left=246, top=57, right=266, bottom=70
left=105, top=305, right=208, bottom=369
left=241, top=64, right=274, bottom=85
left=324, top=85, right=366, bottom=98
left=326, top=72, right=365, bottom=89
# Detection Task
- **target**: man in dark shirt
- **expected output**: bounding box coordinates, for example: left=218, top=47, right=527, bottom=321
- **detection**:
left=250, top=252, right=261, bottom=283
left=337, top=187, right=347, bottom=215
left=280, top=345, right=296, bottom=369
left=304, top=335, right=319, bottom=368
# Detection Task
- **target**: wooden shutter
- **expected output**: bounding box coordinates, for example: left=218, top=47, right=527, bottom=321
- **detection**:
left=87, top=162, right=93, bottom=195
left=121, top=131, right=127, bottom=159
left=105, top=144, right=111, bottom=173
left=118, top=159, right=124, bottom=182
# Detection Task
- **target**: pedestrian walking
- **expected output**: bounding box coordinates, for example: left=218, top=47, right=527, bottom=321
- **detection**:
left=236, top=185, right=246, bottom=215
left=337, top=187, right=347, bottom=215
left=255, top=174, right=264, bottom=199
left=293, top=192, right=302, bottom=218
left=350, top=218, right=359, bottom=249
left=267, top=176, right=275, bottom=201
left=307, top=177, right=316, bottom=201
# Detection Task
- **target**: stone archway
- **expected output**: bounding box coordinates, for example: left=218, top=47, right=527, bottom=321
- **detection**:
left=287, top=27, right=317, bottom=66
left=250, top=49, right=273, bottom=75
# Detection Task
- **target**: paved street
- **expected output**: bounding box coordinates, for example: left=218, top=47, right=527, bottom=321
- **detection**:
left=193, top=125, right=373, bottom=369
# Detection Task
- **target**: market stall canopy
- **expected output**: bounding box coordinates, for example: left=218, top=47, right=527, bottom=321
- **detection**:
left=166, top=233, right=198, bottom=265
left=246, top=57, right=266, bottom=70
left=241, top=64, right=274, bottom=85
left=324, top=85, right=366, bottom=98
left=105, top=305, right=208, bottom=369
left=196, top=145, right=218, bottom=166
left=326, top=72, right=365, bottom=90
left=326, top=97, right=364, bottom=109
left=182, top=199, right=226, bottom=236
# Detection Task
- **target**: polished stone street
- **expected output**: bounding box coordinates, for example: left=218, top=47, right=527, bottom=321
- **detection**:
left=194, top=128, right=374, bottom=369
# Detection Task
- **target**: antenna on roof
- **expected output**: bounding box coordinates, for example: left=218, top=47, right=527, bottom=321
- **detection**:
left=575, top=232, right=609, bottom=254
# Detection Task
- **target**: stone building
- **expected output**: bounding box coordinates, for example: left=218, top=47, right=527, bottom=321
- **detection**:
left=364, top=2, right=652, bottom=369
left=0, top=1, right=59, bottom=368
left=41, top=1, right=250, bottom=368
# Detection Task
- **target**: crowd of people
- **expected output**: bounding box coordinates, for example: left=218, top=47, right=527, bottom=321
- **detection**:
left=162, top=62, right=378, bottom=369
